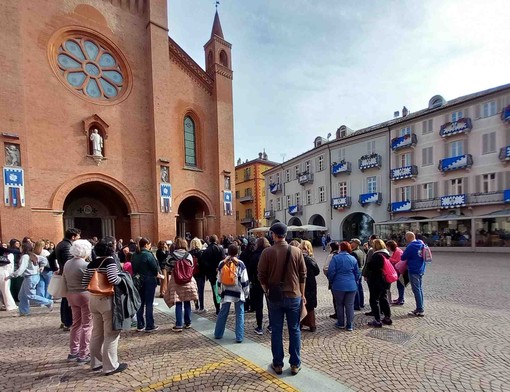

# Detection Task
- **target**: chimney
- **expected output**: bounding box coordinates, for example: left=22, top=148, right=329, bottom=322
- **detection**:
left=402, top=106, right=409, bottom=117
left=258, top=152, right=263, bottom=159
left=393, top=111, right=400, bottom=118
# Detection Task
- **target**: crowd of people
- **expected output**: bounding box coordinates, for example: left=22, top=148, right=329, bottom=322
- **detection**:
left=0, top=225, right=428, bottom=377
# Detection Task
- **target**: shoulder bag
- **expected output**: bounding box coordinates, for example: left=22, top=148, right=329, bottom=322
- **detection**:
left=267, top=246, right=292, bottom=303
left=87, top=257, right=115, bottom=296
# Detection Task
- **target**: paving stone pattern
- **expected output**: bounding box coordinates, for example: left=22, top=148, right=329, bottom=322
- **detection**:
left=1, top=251, right=509, bottom=391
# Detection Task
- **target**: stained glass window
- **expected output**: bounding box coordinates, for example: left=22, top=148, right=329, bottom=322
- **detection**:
left=184, top=116, right=196, bottom=167
left=55, top=37, right=125, bottom=100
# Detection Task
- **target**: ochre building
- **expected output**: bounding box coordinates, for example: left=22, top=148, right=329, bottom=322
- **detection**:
left=235, top=153, right=278, bottom=235
left=0, top=0, right=235, bottom=241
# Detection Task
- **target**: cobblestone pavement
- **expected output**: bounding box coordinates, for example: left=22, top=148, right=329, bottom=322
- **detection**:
left=1, top=250, right=509, bottom=391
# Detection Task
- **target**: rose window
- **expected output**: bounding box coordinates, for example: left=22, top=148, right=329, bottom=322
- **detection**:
left=55, top=37, right=125, bottom=100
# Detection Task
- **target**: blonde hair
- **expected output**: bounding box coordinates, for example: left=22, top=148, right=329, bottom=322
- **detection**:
left=300, top=240, right=314, bottom=256
left=33, top=240, right=45, bottom=255
left=373, top=239, right=387, bottom=251
left=189, top=237, right=202, bottom=251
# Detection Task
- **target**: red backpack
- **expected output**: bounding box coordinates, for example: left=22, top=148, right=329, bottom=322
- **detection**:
left=172, top=252, right=194, bottom=285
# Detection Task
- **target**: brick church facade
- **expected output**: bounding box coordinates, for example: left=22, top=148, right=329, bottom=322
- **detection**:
left=0, top=0, right=236, bottom=241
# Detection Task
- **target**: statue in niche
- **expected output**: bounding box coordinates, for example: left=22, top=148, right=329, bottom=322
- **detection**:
left=89, top=128, right=104, bottom=157
left=5, top=144, right=21, bottom=166
left=160, top=166, right=169, bottom=183
left=224, top=176, right=231, bottom=190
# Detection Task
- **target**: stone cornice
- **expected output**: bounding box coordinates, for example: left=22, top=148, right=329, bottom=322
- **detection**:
left=168, top=37, right=214, bottom=94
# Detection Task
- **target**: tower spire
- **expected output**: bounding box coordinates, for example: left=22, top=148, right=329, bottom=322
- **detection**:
left=210, top=10, right=224, bottom=39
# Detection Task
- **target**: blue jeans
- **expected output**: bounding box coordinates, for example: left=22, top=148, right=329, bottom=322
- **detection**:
left=195, top=275, right=206, bottom=310
left=19, top=275, right=52, bottom=315
left=268, top=296, right=301, bottom=367
left=137, top=276, right=157, bottom=330
left=36, top=270, right=53, bottom=299
left=354, top=277, right=364, bottom=309
left=333, top=290, right=356, bottom=329
left=214, top=301, right=245, bottom=342
left=175, top=301, right=191, bottom=327
left=408, top=273, right=424, bottom=312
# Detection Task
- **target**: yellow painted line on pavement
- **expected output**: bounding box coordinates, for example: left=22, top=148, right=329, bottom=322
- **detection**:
left=135, top=356, right=298, bottom=392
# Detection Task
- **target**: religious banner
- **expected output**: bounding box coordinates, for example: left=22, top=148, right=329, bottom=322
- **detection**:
left=160, top=184, right=172, bottom=213
left=224, top=190, right=233, bottom=215
left=3, top=167, right=25, bottom=207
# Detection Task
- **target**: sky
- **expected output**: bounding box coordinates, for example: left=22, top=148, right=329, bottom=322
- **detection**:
left=167, top=0, right=509, bottom=164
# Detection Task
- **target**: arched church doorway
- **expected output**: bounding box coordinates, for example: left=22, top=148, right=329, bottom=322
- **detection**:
left=342, top=212, right=374, bottom=243
left=177, top=196, right=210, bottom=240
left=63, top=182, right=131, bottom=240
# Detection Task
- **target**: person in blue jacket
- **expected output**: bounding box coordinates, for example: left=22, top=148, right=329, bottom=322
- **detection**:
left=400, top=232, right=426, bottom=317
left=327, top=242, right=359, bottom=331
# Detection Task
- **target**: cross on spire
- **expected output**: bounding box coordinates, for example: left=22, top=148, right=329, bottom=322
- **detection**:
left=215, top=1, right=220, bottom=9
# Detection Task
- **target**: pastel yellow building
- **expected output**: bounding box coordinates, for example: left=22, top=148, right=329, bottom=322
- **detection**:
left=235, top=153, right=278, bottom=235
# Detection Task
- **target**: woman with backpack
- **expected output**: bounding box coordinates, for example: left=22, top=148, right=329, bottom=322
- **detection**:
left=131, top=237, right=162, bottom=333
left=164, top=237, right=198, bottom=332
left=365, top=239, right=392, bottom=328
left=214, top=243, right=250, bottom=343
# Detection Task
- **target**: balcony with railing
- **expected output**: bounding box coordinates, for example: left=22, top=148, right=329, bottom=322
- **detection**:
left=359, top=153, right=382, bottom=172
left=264, top=210, right=275, bottom=219
left=298, top=172, right=313, bottom=185
left=438, top=154, right=473, bottom=173
left=439, top=117, right=472, bottom=138
left=410, top=191, right=507, bottom=211
left=241, top=217, right=254, bottom=225
left=391, top=133, right=418, bottom=151
left=499, top=146, right=510, bottom=162
left=388, top=200, right=412, bottom=213
left=390, top=165, right=418, bottom=181
left=239, top=195, right=254, bottom=203
left=331, top=161, right=352, bottom=176
left=269, top=183, right=282, bottom=194
left=332, top=196, right=352, bottom=209
left=359, top=192, right=382, bottom=206
left=288, top=204, right=302, bottom=216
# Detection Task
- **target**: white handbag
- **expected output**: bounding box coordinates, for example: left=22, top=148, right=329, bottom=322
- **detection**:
left=47, top=274, right=67, bottom=298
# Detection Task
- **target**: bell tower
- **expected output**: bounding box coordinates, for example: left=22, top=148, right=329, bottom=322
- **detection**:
left=204, top=11, right=235, bottom=235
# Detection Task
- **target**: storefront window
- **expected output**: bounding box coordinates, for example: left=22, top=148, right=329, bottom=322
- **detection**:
left=475, top=217, right=510, bottom=247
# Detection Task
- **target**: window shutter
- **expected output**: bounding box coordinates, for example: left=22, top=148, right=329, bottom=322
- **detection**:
left=432, top=181, right=438, bottom=198
left=443, top=180, right=449, bottom=195
left=463, top=177, right=469, bottom=194
left=464, top=107, right=469, bottom=118
left=410, top=185, right=415, bottom=200
left=496, top=172, right=504, bottom=191
left=422, top=120, right=426, bottom=135
left=474, top=175, right=481, bottom=193
left=475, top=104, right=481, bottom=119
left=348, top=180, right=351, bottom=197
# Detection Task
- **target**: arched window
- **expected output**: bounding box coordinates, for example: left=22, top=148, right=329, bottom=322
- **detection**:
left=207, top=51, right=213, bottom=68
left=219, top=50, right=228, bottom=67
left=184, top=116, right=197, bottom=167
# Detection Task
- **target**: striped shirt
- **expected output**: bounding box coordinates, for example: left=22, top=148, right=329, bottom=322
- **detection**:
left=82, top=256, right=121, bottom=289
left=217, top=257, right=250, bottom=303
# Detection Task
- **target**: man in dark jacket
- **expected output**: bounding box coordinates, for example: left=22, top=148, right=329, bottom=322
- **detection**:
left=55, top=228, right=81, bottom=330
left=200, top=234, right=225, bottom=315
left=351, top=238, right=366, bottom=310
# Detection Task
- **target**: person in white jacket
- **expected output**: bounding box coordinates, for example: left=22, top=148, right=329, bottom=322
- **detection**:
left=214, top=243, right=250, bottom=343
left=5, top=242, right=53, bottom=315
left=0, top=252, right=17, bottom=311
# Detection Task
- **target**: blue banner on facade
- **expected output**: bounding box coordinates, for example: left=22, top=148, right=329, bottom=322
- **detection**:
left=3, top=167, right=25, bottom=207
left=160, top=184, right=172, bottom=213
left=223, top=190, right=233, bottom=215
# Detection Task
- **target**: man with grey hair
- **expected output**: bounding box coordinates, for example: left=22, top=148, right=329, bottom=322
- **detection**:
left=401, top=231, right=426, bottom=317
left=258, top=222, right=307, bottom=376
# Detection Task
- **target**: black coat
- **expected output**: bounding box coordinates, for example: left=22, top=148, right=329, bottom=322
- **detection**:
left=113, top=272, right=141, bottom=330
left=201, top=243, right=225, bottom=280
left=303, top=254, right=320, bottom=309
left=366, top=250, right=390, bottom=291
left=55, top=238, right=73, bottom=273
